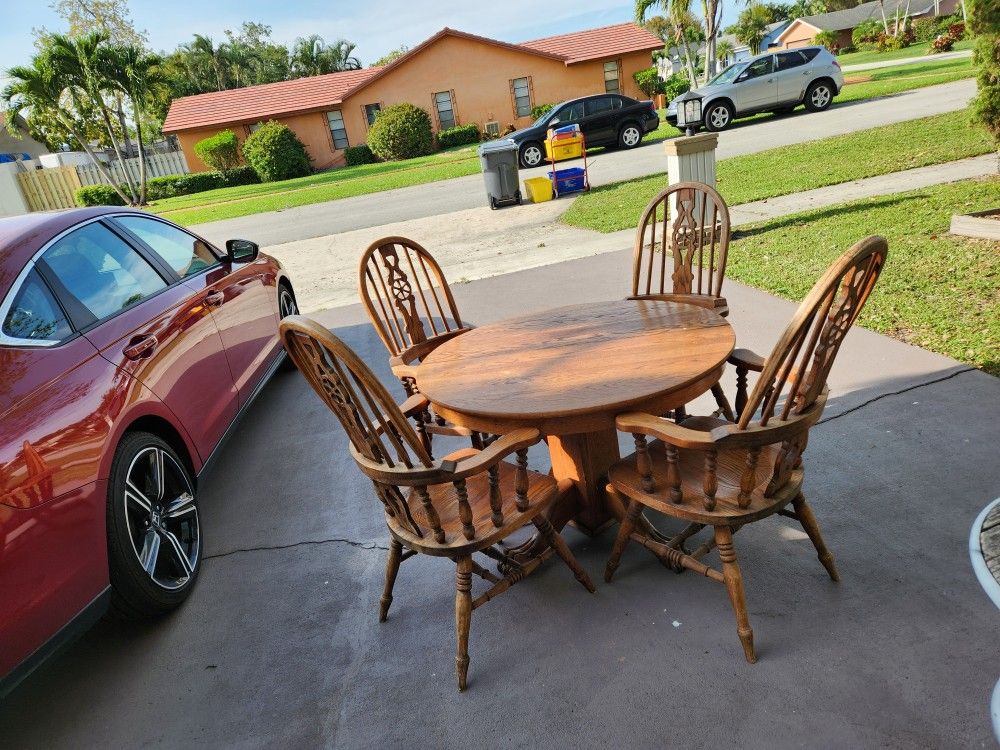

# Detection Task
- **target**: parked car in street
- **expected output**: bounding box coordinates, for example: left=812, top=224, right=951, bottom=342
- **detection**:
left=509, top=93, right=660, bottom=168
left=0, top=207, right=297, bottom=697
left=666, top=46, right=844, bottom=132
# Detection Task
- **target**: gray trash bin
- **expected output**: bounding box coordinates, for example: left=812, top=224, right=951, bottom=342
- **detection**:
left=477, top=139, right=521, bottom=209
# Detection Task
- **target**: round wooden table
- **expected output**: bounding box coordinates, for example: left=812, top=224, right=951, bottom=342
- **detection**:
left=417, top=299, right=735, bottom=545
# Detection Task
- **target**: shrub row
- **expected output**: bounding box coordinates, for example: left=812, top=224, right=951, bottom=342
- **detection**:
left=74, top=165, right=260, bottom=207
left=436, top=123, right=480, bottom=148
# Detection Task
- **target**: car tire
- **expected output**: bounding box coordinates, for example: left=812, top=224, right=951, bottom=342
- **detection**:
left=106, top=432, right=201, bottom=620
left=804, top=81, right=833, bottom=112
left=703, top=101, right=734, bottom=132
left=278, top=283, right=299, bottom=371
left=618, top=123, right=643, bottom=149
left=519, top=142, right=545, bottom=169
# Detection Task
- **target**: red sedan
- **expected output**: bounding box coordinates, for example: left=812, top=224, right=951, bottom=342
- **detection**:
left=0, top=207, right=297, bottom=695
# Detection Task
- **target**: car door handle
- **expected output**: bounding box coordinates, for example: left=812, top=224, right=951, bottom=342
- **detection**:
left=205, top=291, right=225, bottom=307
left=803, top=71, right=810, bottom=75
left=766, top=78, right=774, bottom=83
left=123, top=335, right=158, bottom=360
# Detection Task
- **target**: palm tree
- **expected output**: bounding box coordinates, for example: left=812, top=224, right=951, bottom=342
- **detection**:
left=637, top=0, right=699, bottom=85
left=181, top=35, right=228, bottom=90
left=48, top=31, right=138, bottom=202
left=716, top=39, right=736, bottom=66
left=2, top=54, right=130, bottom=204
left=104, top=44, right=163, bottom=204
left=734, top=4, right=773, bottom=55
left=290, top=35, right=362, bottom=77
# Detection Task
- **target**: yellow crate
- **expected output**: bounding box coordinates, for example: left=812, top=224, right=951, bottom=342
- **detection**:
left=545, top=137, right=583, bottom=161
left=523, top=176, right=553, bottom=203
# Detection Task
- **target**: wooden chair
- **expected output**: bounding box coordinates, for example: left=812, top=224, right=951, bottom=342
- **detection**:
left=359, top=236, right=479, bottom=454
left=630, top=181, right=731, bottom=316
left=631, top=181, right=734, bottom=421
left=605, top=236, right=887, bottom=662
left=280, top=316, right=595, bottom=691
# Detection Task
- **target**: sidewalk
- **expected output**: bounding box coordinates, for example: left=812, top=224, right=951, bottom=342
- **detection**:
left=268, top=153, right=997, bottom=313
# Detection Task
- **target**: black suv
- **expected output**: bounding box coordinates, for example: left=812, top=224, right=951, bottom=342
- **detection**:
left=508, top=93, right=660, bottom=168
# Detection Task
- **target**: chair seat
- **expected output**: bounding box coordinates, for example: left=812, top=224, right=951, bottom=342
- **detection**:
left=387, top=447, right=558, bottom=555
left=608, top=417, right=802, bottom=525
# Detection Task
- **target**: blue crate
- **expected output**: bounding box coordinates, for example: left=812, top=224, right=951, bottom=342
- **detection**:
left=548, top=166, right=586, bottom=194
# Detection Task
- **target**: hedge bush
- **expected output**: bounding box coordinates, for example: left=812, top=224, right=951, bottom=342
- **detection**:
left=76, top=184, right=126, bottom=207
left=193, top=129, right=241, bottom=174
left=242, top=121, right=312, bottom=182
left=911, top=17, right=938, bottom=41
left=530, top=103, right=554, bottom=119
left=437, top=123, right=479, bottom=148
left=970, top=0, right=1000, bottom=144
left=633, top=67, right=665, bottom=97
left=367, top=103, right=434, bottom=161
left=663, top=73, right=691, bottom=101
left=852, top=19, right=884, bottom=48
left=344, top=144, right=377, bottom=166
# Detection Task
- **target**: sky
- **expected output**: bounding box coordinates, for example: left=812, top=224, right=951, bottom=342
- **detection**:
left=1, top=0, right=743, bottom=75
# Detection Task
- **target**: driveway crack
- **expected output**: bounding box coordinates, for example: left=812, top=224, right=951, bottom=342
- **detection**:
left=203, top=537, right=388, bottom=561
left=817, top=367, right=976, bottom=426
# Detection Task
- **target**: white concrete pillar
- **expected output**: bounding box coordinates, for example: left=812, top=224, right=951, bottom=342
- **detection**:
left=663, top=132, right=719, bottom=218
left=0, top=163, right=31, bottom=218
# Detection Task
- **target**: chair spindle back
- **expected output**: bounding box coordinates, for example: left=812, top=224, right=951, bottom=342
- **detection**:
left=359, top=236, right=464, bottom=357
left=632, top=181, right=730, bottom=299
left=280, top=316, right=433, bottom=538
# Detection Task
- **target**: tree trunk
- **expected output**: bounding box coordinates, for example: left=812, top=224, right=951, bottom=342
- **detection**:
left=879, top=1, right=890, bottom=33
left=131, top=101, right=148, bottom=205
left=61, top=117, right=132, bottom=205
left=98, top=103, right=138, bottom=204
left=115, top=93, right=134, bottom=158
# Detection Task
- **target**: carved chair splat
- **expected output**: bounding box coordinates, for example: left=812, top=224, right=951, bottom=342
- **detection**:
left=606, top=236, right=888, bottom=663
left=280, top=317, right=595, bottom=691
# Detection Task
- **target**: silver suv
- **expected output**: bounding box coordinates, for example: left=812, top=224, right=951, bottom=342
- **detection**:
left=666, top=46, right=844, bottom=132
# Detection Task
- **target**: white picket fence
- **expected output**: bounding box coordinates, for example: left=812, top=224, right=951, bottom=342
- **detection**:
left=76, top=151, right=188, bottom=186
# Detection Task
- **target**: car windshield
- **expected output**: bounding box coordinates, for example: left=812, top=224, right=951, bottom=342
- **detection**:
left=708, top=62, right=746, bottom=86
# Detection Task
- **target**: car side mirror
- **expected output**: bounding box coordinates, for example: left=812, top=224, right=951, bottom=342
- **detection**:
left=226, top=239, right=259, bottom=263
left=736, top=72, right=749, bottom=82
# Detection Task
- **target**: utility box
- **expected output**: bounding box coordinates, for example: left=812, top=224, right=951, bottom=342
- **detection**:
left=477, top=139, right=521, bottom=209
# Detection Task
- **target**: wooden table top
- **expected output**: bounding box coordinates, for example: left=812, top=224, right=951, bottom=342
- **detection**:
left=417, top=299, right=735, bottom=434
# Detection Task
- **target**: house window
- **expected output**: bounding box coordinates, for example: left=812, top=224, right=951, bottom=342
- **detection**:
left=511, top=77, right=532, bottom=117
left=434, top=91, right=456, bottom=129
left=364, top=103, right=381, bottom=127
left=484, top=121, right=501, bottom=138
left=603, top=60, right=620, bottom=94
left=326, top=110, right=349, bottom=150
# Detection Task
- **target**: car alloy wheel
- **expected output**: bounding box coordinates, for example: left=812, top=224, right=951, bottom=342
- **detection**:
left=806, top=83, right=832, bottom=111
left=279, top=285, right=298, bottom=318
left=124, top=446, right=200, bottom=591
left=705, top=103, right=732, bottom=132
left=620, top=125, right=642, bottom=148
left=520, top=143, right=543, bottom=168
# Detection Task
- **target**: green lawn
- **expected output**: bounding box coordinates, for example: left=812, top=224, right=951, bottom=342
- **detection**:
left=152, top=144, right=482, bottom=225
left=726, top=177, right=1000, bottom=374
left=834, top=37, right=974, bottom=67
left=838, top=56, right=974, bottom=102
left=561, top=108, right=993, bottom=233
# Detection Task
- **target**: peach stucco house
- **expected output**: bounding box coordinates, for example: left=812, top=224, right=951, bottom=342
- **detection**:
left=162, top=23, right=663, bottom=172
left=775, top=0, right=959, bottom=49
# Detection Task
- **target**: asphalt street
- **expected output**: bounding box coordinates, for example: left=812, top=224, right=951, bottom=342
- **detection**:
left=192, top=78, right=977, bottom=248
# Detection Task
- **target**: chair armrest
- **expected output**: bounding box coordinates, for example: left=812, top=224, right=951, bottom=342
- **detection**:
left=369, top=393, right=429, bottom=437
left=616, top=412, right=729, bottom=449
left=439, top=428, right=541, bottom=479
left=729, top=348, right=765, bottom=372
left=388, top=355, right=420, bottom=380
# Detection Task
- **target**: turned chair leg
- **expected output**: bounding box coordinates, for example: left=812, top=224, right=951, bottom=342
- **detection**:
left=714, top=525, right=757, bottom=664
left=455, top=556, right=473, bottom=691
left=379, top=538, right=403, bottom=622
left=710, top=383, right=736, bottom=422
left=792, top=492, right=840, bottom=582
left=532, top=516, right=596, bottom=592
left=605, top=495, right=643, bottom=583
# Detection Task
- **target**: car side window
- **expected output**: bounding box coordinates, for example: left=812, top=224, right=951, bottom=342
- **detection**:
left=2, top=269, right=73, bottom=342
left=551, top=102, right=584, bottom=124
left=114, top=216, right=219, bottom=279
left=742, top=55, right=774, bottom=80
left=586, top=96, right=615, bottom=116
left=800, top=48, right=821, bottom=61
left=777, top=52, right=807, bottom=71
left=41, top=222, right=167, bottom=322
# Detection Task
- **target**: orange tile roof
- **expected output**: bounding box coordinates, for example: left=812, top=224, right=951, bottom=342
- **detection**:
left=162, top=66, right=382, bottom=132
left=162, top=23, right=662, bottom=133
left=521, top=22, right=663, bottom=64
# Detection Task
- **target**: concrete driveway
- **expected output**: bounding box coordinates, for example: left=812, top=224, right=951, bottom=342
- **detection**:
left=1, top=248, right=997, bottom=748
left=193, top=79, right=976, bottom=249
